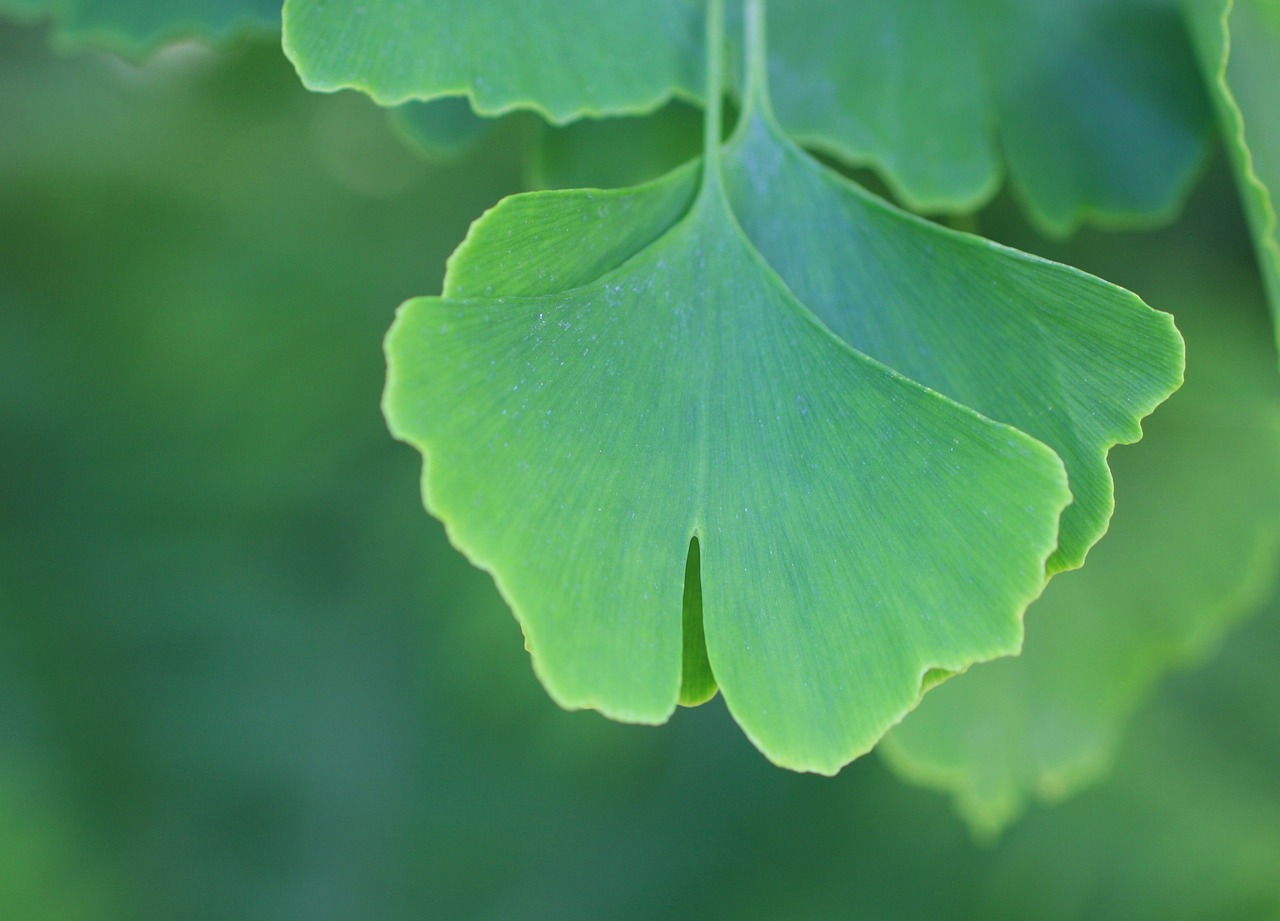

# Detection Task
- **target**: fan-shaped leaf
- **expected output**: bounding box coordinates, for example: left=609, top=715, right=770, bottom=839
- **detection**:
left=282, top=0, right=1211, bottom=231
left=384, top=2, right=1183, bottom=771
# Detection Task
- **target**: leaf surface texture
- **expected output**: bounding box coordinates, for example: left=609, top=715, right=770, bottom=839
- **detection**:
left=383, top=3, right=1184, bottom=771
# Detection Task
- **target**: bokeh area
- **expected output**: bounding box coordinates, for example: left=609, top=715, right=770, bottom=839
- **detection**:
left=2, top=21, right=1280, bottom=921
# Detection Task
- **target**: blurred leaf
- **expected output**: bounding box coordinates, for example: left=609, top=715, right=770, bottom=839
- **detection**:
left=1187, top=0, right=1280, bottom=340
left=1, top=0, right=277, bottom=51
left=388, top=97, right=503, bottom=162
left=975, top=596, right=1280, bottom=920
left=748, top=0, right=1212, bottom=228
left=881, top=194, right=1280, bottom=837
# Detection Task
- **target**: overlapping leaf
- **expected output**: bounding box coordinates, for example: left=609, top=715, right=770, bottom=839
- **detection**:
left=285, top=0, right=1211, bottom=231
left=0, top=0, right=276, bottom=51
left=881, top=259, right=1280, bottom=835
left=749, top=0, right=1214, bottom=228
left=1187, top=0, right=1280, bottom=339
left=383, top=3, right=1182, bottom=771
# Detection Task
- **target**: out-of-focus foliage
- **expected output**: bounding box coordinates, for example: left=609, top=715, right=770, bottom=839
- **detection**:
left=1187, top=0, right=1280, bottom=333
left=2, top=13, right=1280, bottom=921
left=882, top=193, right=1280, bottom=836
left=282, top=0, right=1211, bottom=230
left=0, top=0, right=276, bottom=52
left=731, top=0, right=1214, bottom=227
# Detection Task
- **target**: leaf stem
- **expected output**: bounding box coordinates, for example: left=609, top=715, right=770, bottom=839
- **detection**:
left=740, top=0, right=774, bottom=124
left=702, top=0, right=725, bottom=182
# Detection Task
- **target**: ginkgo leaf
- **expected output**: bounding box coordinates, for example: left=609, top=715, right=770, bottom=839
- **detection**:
left=385, top=175, right=1068, bottom=774
left=283, top=0, right=1211, bottom=233
left=385, top=0, right=1074, bottom=772
left=742, top=0, right=1213, bottom=228
left=879, top=220, right=1280, bottom=838
left=445, top=7, right=1185, bottom=575
left=1187, top=0, right=1280, bottom=338
left=383, top=1, right=1189, bottom=772
left=282, top=0, right=704, bottom=121
left=2, top=0, right=277, bottom=51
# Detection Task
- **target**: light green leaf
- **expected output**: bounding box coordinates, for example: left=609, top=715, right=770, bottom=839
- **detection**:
left=1187, top=0, right=1280, bottom=339
left=450, top=8, right=1185, bottom=576
left=880, top=255, right=1280, bottom=838
left=3, top=0, right=277, bottom=51
left=383, top=2, right=1182, bottom=771
left=719, top=86, right=1183, bottom=573
left=282, top=0, right=704, bottom=121
left=386, top=177, right=1068, bottom=772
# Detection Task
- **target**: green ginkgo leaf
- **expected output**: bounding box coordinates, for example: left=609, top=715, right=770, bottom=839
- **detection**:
left=2, top=0, right=276, bottom=51
left=880, top=229, right=1280, bottom=838
left=282, top=0, right=704, bottom=121
left=745, top=0, right=1213, bottom=228
left=1187, top=0, right=1280, bottom=340
left=283, top=0, right=1211, bottom=232
left=384, top=1, right=1182, bottom=771
left=447, top=12, right=1184, bottom=576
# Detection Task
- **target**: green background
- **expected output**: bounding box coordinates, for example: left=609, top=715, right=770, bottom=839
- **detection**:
left=2, top=20, right=1279, bottom=920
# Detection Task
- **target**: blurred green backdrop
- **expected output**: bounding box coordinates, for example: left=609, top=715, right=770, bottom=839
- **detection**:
left=2, top=20, right=1279, bottom=921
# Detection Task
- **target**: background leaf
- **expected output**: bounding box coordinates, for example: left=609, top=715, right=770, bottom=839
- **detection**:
left=279, top=0, right=1210, bottom=234
left=881, top=172, right=1280, bottom=836
left=388, top=97, right=506, bottom=162
left=747, top=0, right=1213, bottom=229
left=0, top=0, right=276, bottom=51
left=1187, top=0, right=1280, bottom=340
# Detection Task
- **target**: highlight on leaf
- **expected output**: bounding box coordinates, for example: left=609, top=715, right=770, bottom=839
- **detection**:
left=382, top=0, right=1183, bottom=773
